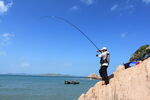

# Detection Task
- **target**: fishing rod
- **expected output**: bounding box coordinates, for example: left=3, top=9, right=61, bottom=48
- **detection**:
left=42, top=16, right=100, bottom=51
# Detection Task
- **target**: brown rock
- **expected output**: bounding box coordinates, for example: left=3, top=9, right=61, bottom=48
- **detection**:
left=87, top=73, right=101, bottom=80
left=78, top=58, right=150, bottom=100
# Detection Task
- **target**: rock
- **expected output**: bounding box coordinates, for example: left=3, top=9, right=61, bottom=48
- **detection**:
left=130, top=45, right=150, bottom=61
left=146, top=45, right=150, bottom=50
left=87, top=73, right=101, bottom=80
left=78, top=58, right=150, bottom=100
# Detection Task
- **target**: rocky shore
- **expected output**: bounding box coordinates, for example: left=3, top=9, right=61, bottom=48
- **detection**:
left=78, top=58, right=150, bottom=100
left=87, top=73, right=101, bottom=80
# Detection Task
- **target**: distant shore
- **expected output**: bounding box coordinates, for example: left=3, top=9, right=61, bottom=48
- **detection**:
left=0, top=73, right=87, bottom=78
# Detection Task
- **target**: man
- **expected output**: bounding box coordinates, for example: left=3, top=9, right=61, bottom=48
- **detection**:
left=96, top=47, right=110, bottom=85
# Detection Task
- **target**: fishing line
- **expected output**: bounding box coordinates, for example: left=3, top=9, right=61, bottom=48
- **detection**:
left=41, top=16, right=100, bottom=50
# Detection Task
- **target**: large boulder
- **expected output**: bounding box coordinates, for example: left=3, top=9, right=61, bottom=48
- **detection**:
left=78, top=58, right=150, bottom=100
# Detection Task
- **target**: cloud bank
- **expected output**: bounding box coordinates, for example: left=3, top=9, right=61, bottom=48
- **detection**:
left=0, top=0, right=13, bottom=15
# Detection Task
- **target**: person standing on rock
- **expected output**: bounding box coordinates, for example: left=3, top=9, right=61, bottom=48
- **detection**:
left=96, top=47, right=110, bottom=85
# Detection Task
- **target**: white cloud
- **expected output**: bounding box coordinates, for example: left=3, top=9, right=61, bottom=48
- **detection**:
left=142, top=0, right=150, bottom=4
left=81, top=0, right=95, bottom=6
left=111, top=4, right=119, bottom=11
left=110, top=2, right=135, bottom=15
left=2, top=33, right=15, bottom=37
left=70, top=6, right=79, bottom=11
left=20, top=62, right=30, bottom=68
left=0, top=33, right=15, bottom=46
left=0, top=0, right=13, bottom=15
left=121, top=33, right=127, bottom=38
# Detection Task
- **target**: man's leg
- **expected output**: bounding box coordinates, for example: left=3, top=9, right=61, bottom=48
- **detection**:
left=99, top=66, right=104, bottom=79
left=103, top=66, right=109, bottom=84
left=99, top=66, right=109, bottom=85
left=99, top=66, right=105, bottom=81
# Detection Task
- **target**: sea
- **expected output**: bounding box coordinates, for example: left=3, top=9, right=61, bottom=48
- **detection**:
left=0, top=75, right=99, bottom=100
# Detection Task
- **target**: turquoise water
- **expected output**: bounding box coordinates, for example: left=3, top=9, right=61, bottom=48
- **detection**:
left=0, top=75, right=98, bottom=100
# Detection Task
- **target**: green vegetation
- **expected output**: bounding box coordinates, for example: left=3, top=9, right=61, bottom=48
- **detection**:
left=130, top=45, right=150, bottom=61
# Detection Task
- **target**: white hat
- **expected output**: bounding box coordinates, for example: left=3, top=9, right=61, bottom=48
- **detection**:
left=101, top=47, right=107, bottom=51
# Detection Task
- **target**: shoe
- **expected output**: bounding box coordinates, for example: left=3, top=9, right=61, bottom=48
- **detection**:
left=101, top=83, right=106, bottom=85
left=101, top=81, right=106, bottom=85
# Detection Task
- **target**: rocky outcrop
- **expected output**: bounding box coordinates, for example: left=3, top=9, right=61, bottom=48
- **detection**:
left=78, top=58, right=150, bottom=100
left=130, top=45, right=150, bottom=61
left=87, top=74, right=101, bottom=80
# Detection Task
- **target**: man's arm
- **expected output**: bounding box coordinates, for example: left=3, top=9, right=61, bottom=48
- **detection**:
left=96, top=53, right=105, bottom=58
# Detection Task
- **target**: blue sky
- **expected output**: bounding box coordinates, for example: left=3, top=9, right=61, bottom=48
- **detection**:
left=0, top=0, right=150, bottom=76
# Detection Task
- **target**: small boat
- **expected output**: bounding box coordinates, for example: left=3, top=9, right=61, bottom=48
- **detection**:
left=64, top=80, right=80, bottom=85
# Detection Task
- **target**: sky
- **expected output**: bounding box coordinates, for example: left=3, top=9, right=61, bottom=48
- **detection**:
left=0, top=0, right=150, bottom=76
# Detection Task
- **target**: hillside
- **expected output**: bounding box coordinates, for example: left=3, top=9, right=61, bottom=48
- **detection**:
left=130, top=45, right=150, bottom=61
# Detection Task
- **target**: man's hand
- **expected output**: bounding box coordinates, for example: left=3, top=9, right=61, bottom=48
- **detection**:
left=96, top=54, right=99, bottom=57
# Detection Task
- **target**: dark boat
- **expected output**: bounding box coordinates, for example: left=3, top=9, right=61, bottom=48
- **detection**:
left=64, top=80, right=80, bottom=85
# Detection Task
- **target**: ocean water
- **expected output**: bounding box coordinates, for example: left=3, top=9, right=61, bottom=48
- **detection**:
left=0, top=75, right=98, bottom=100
